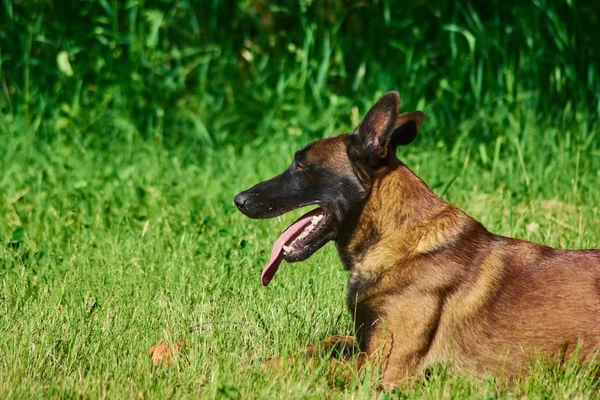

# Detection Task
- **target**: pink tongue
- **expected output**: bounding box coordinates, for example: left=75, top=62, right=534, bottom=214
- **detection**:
left=261, top=208, right=322, bottom=286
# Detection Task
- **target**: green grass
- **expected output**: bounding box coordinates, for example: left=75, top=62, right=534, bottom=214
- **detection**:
left=1, top=0, right=600, bottom=397
left=0, top=100, right=598, bottom=398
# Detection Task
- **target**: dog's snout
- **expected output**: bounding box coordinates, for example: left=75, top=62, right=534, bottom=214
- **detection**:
left=234, top=192, right=248, bottom=210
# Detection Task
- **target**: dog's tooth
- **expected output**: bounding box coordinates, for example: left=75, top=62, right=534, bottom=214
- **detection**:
left=283, top=245, right=293, bottom=254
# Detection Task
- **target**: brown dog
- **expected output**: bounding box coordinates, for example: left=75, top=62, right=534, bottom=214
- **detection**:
left=234, top=91, right=600, bottom=387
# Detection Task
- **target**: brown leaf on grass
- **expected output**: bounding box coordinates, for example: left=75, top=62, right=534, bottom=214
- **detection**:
left=149, top=338, right=185, bottom=365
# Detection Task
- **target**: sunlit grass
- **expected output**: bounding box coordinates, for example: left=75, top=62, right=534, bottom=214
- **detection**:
left=0, top=100, right=598, bottom=397
left=1, top=0, right=599, bottom=396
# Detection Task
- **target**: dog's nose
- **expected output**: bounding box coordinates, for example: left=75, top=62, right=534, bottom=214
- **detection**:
left=234, top=192, right=248, bottom=210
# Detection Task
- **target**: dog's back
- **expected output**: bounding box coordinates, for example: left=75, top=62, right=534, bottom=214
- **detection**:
left=424, top=236, right=600, bottom=376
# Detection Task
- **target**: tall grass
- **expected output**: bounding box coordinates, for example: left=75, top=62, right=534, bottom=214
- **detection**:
left=1, top=0, right=598, bottom=149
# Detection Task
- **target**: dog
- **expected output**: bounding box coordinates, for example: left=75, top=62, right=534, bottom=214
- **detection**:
left=234, top=91, right=600, bottom=387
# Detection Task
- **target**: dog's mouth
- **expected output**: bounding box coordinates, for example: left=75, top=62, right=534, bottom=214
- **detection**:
left=262, top=207, right=337, bottom=286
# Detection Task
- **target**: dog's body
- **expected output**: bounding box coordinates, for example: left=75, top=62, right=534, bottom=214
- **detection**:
left=340, top=158, right=600, bottom=383
left=235, top=91, right=600, bottom=387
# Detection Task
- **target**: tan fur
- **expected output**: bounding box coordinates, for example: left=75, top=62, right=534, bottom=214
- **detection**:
left=326, top=141, right=600, bottom=387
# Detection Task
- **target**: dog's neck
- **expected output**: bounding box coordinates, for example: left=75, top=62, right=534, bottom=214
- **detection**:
left=337, top=160, right=478, bottom=275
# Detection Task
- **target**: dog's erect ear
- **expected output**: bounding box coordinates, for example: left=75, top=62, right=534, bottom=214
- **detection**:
left=390, top=111, right=425, bottom=147
left=356, top=91, right=400, bottom=163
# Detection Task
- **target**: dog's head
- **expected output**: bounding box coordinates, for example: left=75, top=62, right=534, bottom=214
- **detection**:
left=235, top=91, right=424, bottom=285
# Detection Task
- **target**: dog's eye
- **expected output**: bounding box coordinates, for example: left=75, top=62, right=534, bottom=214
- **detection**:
left=294, top=162, right=305, bottom=172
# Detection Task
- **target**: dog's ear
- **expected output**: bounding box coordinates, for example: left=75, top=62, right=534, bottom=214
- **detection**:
left=390, top=111, right=425, bottom=147
left=356, top=91, right=400, bottom=164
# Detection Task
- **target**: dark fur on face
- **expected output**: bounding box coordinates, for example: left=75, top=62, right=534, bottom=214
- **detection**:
left=235, top=92, right=425, bottom=264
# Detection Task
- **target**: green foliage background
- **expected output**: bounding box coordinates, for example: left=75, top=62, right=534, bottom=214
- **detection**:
left=1, top=1, right=599, bottom=398
left=2, top=0, right=599, bottom=147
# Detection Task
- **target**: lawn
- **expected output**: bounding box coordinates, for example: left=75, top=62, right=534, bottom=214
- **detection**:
left=1, top=98, right=598, bottom=398
left=1, top=0, right=599, bottom=398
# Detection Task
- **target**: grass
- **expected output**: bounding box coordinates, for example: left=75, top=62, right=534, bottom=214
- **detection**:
left=1, top=0, right=599, bottom=397
left=0, top=99, right=599, bottom=398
